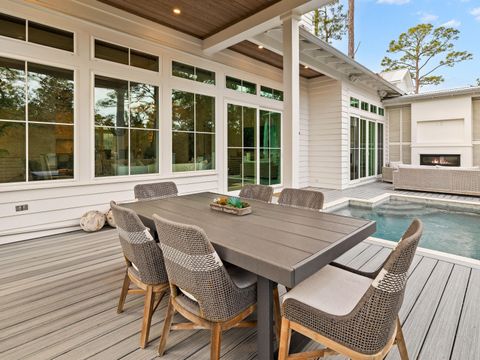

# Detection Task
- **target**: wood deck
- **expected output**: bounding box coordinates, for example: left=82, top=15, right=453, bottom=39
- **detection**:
left=1, top=225, right=478, bottom=359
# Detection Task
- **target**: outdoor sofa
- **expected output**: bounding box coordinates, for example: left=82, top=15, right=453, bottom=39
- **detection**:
left=393, top=165, right=480, bottom=196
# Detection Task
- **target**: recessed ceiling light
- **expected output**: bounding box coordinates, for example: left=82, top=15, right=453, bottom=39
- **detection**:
left=304, top=65, right=309, bottom=69
left=173, top=8, right=181, bottom=15
left=258, top=45, right=264, bottom=49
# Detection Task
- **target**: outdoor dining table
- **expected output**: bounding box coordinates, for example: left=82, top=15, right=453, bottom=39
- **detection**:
left=121, top=192, right=376, bottom=360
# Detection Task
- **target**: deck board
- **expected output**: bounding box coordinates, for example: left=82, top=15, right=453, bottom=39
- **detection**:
left=0, top=227, right=478, bottom=359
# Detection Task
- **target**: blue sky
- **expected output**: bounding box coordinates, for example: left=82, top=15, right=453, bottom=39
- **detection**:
left=330, top=0, right=480, bottom=90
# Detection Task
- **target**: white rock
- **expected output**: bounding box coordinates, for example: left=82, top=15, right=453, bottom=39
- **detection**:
left=105, top=208, right=116, bottom=228
left=80, top=211, right=106, bottom=232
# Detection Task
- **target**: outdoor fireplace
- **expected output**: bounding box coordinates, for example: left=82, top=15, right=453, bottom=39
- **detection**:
left=420, top=154, right=461, bottom=167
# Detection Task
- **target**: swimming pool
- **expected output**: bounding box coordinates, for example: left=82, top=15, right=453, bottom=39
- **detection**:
left=333, top=198, right=480, bottom=260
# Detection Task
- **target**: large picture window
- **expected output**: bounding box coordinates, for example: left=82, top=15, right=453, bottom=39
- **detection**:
left=0, top=56, right=74, bottom=183
left=227, top=104, right=281, bottom=191
left=94, top=75, right=159, bottom=177
left=350, top=116, right=383, bottom=181
left=172, top=90, right=215, bottom=172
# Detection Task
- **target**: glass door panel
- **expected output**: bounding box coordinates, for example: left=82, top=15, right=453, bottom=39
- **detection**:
left=368, top=121, right=376, bottom=176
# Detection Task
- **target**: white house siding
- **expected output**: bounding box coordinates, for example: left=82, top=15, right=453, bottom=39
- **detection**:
left=307, top=76, right=343, bottom=189
left=341, top=82, right=385, bottom=189
left=299, top=79, right=310, bottom=188
left=0, top=0, right=288, bottom=243
left=473, top=99, right=480, bottom=166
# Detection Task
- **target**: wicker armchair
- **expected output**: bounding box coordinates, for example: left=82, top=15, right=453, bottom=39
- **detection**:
left=278, top=219, right=423, bottom=360
left=134, top=181, right=178, bottom=200
left=278, top=188, right=324, bottom=210
left=110, top=201, right=169, bottom=348
left=239, top=184, right=273, bottom=203
left=153, top=215, right=257, bottom=360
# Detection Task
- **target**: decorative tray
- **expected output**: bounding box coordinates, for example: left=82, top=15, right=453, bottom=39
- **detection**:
left=210, top=196, right=252, bottom=216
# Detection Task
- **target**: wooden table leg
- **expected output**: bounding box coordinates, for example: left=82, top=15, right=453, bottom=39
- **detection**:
left=257, top=276, right=274, bottom=360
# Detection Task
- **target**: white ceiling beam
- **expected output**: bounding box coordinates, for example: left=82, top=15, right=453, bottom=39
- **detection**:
left=202, top=0, right=332, bottom=54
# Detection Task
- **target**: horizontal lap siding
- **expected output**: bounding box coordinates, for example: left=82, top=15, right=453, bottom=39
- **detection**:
left=307, top=77, right=343, bottom=189
left=0, top=174, right=219, bottom=244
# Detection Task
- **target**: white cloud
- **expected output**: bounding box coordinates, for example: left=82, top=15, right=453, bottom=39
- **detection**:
left=441, top=19, right=461, bottom=27
left=471, top=7, right=480, bottom=21
left=417, top=11, right=439, bottom=22
left=377, top=0, right=410, bottom=4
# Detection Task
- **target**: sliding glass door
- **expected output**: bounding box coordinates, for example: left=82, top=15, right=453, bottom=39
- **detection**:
left=227, top=104, right=281, bottom=191
left=350, top=116, right=383, bottom=181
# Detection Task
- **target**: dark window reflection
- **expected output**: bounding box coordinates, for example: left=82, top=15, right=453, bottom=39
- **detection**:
left=28, top=21, right=74, bottom=52
left=130, top=130, right=158, bottom=174
left=28, top=63, right=74, bottom=124
left=28, top=123, right=73, bottom=181
left=172, top=90, right=194, bottom=131
left=130, top=82, right=158, bottom=129
left=95, top=127, right=128, bottom=177
left=95, top=75, right=128, bottom=127
left=0, top=13, right=25, bottom=41
left=172, top=132, right=194, bottom=172
left=0, top=56, right=25, bottom=120
left=0, top=121, right=26, bottom=183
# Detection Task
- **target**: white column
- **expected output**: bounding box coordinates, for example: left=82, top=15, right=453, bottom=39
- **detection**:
left=282, top=12, right=301, bottom=188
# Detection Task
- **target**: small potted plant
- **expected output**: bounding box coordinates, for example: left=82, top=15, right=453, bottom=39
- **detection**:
left=210, top=196, right=252, bottom=215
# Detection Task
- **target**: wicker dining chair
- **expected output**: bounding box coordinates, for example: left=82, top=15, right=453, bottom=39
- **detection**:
left=278, top=188, right=324, bottom=210
left=134, top=181, right=178, bottom=200
left=239, top=184, right=273, bottom=203
left=278, top=219, right=423, bottom=360
left=153, top=215, right=257, bottom=360
left=110, top=201, right=169, bottom=348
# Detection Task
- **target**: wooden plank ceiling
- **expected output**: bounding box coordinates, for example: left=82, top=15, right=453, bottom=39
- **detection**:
left=230, top=40, right=322, bottom=78
left=98, top=0, right=281, bottom=38
left=98, top=0, right=324, bottom=79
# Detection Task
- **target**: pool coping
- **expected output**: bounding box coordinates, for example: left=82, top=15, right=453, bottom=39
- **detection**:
left=324, top=193, right=480, bottom=268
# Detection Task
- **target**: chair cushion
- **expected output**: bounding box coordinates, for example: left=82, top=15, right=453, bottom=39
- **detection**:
left=283, top=265, right=372, bottom=316
left=225, top=263, right=257, bottom=289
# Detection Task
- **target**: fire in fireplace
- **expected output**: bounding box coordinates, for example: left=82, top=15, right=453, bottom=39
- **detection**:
left=420, top=154, right=461, bottom=167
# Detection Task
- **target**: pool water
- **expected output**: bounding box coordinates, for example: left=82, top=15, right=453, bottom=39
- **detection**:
left=333, top=199, right=480, bottom=260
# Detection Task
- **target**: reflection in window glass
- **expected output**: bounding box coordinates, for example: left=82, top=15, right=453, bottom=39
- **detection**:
left=172, top=90, right=215, bottom=172
left=0, top=57, right=75, bottom=183
left=377, top=123, right=384, bottom=175
left=28, top=21, right=74, bottom=52
left=227, top=104, right=242, bottom=148
left=94, top=127, right=128, bottom=177
left=361, top=101, right=369, bottom=111
left=350, top=97, right=359, bottom=108
left=195, top=67, right=215, bottom=85
left=243, top=149, right=256, bottom=185
left=226, top=76, right=256, bottom=95
left=172, top=90, right=194, bottom=131
left=130, top=49, right=158, bottom=72
left=130, top=82, right=158, bottom=129
left=0, top=13, right=26, bottom=41
left=243, top=107, right=256, bottom=148
left=172, top=132, right=194, bottom=172
left=196, top=133, right=214, bottom=170
left=172, top=61, right=195, bottom=80
left=130, top=130, right=158, bottom=174
left=28, top=123, right=73, bottom=181
left=28, top=63, right=74, bottom=124
left=94, top=40, right=129, bottom=65
left=172, top=61, right=215, bottom=84
left=196, top=94, right=215, bottom=133
left=94, top=76, right=128, bottom=127
left=0, top=56, right=26, bottom=120
left=259, top=110, right=281, bottom=186
left=350, top=117, right=359, bottom=180
left=228, top=148, right=243, bottom=191
left=94, top=75, right=159, bottom=177
left=0, top=121, right=26, bottom=183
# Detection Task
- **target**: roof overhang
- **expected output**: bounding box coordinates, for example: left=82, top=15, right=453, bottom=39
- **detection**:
left=383, top=86, right=480, bottom=106
left=252, top=27, right=404, bottom=99
left=202, top=0, right=332, bottom=54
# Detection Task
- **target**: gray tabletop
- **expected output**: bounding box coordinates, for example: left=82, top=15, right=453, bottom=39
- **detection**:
left=121, top=192, right=376, bottom=288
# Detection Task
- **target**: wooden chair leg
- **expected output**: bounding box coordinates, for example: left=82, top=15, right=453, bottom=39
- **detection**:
left=278, top=317, right=291, bottom=360
left=140, top=286, right=154, bottom=348
left=396, top=317, right=409, bottom=360
left=117, top=271, right=130, bottom=314
left=210, top=323, right=222, bottom=360
left=158, top=297, right=175, bottom=356
left=273, top=285, right=282, bottom=341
